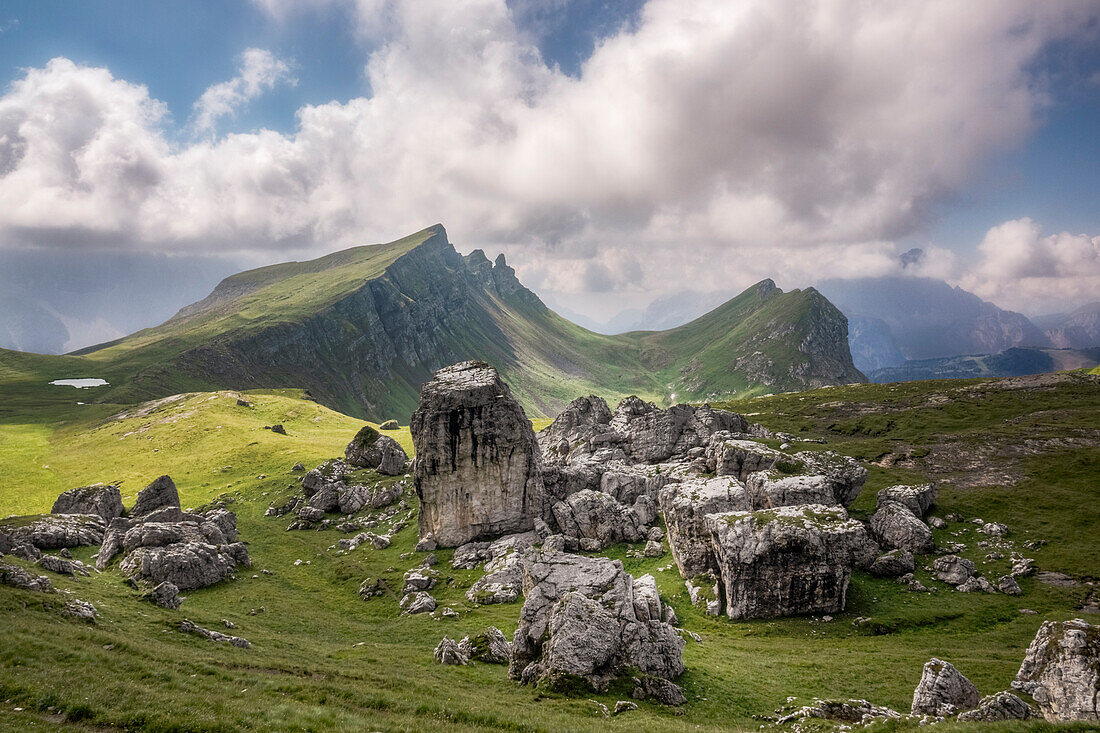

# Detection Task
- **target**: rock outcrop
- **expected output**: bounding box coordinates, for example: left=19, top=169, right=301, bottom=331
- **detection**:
left=659, top=476, right=750, bottom=578
left=3, top=514, right=106, bottom=549
left=877, top=484, right=936, bottom=517
left=911, top=658, right=980, bottom=717
left=51, top=484, right=124, bottom=522
left=707, top=505, right=873, bottom=619
left=130, top=475, right=182, bottom=519
left=957, top=691, right=1037, bottom=722
left=508, top=550, right=684, bottom=703
left=1013, top=618, right=1100, bottom=722
left=0, top=561, right=53, bottom=592
left=345, top=425, right=409, bottom=476
left=120, top=541, right=248, bottom=590
left=179, top=619, right=250, bottom=648
left=413, top=361, right=545, bottom=547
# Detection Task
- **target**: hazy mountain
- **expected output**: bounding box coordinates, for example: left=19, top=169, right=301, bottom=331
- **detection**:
left=817, top=277, right=1049, bottom=373
left=1034, top=303, right=1100, bottom=349
left=0, top=249, right=241, bottom=353
left=73, top=225, right=864, bottom=419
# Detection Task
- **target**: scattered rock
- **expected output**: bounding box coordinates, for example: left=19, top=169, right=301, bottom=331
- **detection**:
left=458, top=626, right=512, bottom=664
left=932, top=555, right=975, bottom=586
left=957, top=575, right=997, bottom=593
left=65, top=599, right=97, bottom=621
left=0, top=561, right=53, bottom=592
left=434, top=636, right=469, bottom=665
left=345, top=425, right=409, bottom=476
left=51, top=484, right=124, bottom=522
left=144, top=581, right=182, bottom=609
left=977, top=522, right=1008, bottom=537
left=179, top=619, right=250, bottom=648
left=999, top=575, right=1022, bottom=595
left=120, top=541, right=249, bottom=590
left=412, top=362, right=545, bottom=547
left=776, top=698, right=903, bottom=726
left=868, top=549, right=915, bottom=578
left=291, top=462, right=306, bottom=472
left=957, top=691, right=1037, bottom=722
left=400, top=591, right=437, bottom=615
left=379, top=419, right=399, bottom=430
left=613, top=701, right=638, bottom=715
left=37, top=554, right=90, bottom=576
left=643, top=539, right=663, bottom=557
left=3, top=513, right=106, bottom=549
left=267, top=424, right=287, bottom=435
left=1013, top=618, right=1100, bottom=722
left=911, top=658, right=980, bottom=717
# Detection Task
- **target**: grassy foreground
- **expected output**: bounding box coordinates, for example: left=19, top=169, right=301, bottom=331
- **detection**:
left=1, top=369, right=1098, bottom=731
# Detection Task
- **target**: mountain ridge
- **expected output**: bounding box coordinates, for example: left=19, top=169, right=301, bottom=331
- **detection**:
left=65, top=225, right=864, bottom=419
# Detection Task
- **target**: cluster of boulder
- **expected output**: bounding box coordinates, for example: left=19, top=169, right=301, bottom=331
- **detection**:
left=0, top=476, right=249, bottom=611
left=266, top=425, right=409, bottom=531
left=777, top=618, right=1100, bottom=727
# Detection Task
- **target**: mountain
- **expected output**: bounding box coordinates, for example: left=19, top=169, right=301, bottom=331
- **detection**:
left=1034, top=302, right=1100, bottom=349
left=817, top=277, right=1049, bottom=373
left=553, top=290, right=732, bottom=334
left=73, top=225, right=863, bottom=419
left=867, top=346, right=1100, bottom=383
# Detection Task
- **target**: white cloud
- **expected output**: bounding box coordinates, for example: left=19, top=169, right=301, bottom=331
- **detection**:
left=0, top=1, right=1097, bottom=316
left=959, top=218, right=1100, bottom=314
left=191, top=48, right=295, bottom=136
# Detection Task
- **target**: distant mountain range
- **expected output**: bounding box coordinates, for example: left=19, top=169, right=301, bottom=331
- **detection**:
left=61, top=225, right=863, bottom=419
left=867, top=346, right=1100, bottom=383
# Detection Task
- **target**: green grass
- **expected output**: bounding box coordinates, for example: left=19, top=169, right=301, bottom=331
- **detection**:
left=1, top=371, right=1098, bottom=730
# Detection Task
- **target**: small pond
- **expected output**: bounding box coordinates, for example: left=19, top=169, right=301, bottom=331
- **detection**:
left=49, top=378, right=109, bottom=388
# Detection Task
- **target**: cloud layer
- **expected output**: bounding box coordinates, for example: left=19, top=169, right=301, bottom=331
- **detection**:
left=0, top=0, right=1097, bottom=312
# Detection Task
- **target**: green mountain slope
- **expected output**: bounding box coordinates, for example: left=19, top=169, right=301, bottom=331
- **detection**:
left=67, top=224, right=862, bottom=419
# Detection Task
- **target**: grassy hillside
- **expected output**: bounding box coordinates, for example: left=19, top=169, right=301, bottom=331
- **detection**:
left=1, top=369, right=1098, bottom=731
left=60, top=225, right=862, bottom=420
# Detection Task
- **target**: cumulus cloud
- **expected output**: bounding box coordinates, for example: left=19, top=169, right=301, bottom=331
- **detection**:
left=0, top=0, right=1097, bottom=312
left=959, top=218, right=1100, bottom=314
left=191, top=48, right=295, bottom=136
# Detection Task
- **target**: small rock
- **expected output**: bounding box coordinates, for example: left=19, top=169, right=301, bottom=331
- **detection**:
left=433, top=636, right=469, bottom=665
left=911, top=658, right=980, bottom=716
left=144, top=581, right=182, bottom=610
left=643, top=539, right=664, bottom=557
left=379, top=420, right=399, bottom=430
left=998, top=575, right=1022, bottom=596
left=65, top=599, right=97, bottom=621
left=613, top=701, right=638, bottom=715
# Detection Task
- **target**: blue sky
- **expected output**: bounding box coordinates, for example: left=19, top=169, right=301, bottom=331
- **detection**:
left=0, top=0, right=1098, bottom=323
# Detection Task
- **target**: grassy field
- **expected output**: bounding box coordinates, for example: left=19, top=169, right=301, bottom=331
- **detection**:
left=1, top=368, right=1098, bottom=731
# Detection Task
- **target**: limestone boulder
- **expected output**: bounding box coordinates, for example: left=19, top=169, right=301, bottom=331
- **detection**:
left=933, top=555, right=975, bottom=586
left=51, top=484, right=124, bottom=522
left=4, top=513, right=106, bottom=549
left=659, top=476, right=750, bottom=578
left=870, top=501, right=934, bottom=554
left=550, top=489, right=647, bottom=550
left=508, top=550, right=684, bottom=702
left=537, top=395, right=615, bottom=463
left=706, top=505, right=871, bottom=619
left=0, top=561, right=53, bottom=592
left=877, top=484, right=936, bottom=517
left=869, top=549, right=916, bottom=578
left=1013, top=618, right=1100, bottom=722
left=412, top=361, right=545, bottom=547
left=957, top=692, right=1037, bottom=722
left=345, top=426, right=409, bottom=476
left=911, top=658, right=980, bottom=716
left=609, top=399, right=747, bottom=464
left=130, top=475, right=181, bottom=518
left=119, top=541, right=249, bottom=590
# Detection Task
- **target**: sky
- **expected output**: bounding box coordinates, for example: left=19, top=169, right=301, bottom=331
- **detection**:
left=1, top=0, right=1099, bottom=332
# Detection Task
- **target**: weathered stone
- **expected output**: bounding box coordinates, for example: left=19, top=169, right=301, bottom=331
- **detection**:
left=412, top=361, right=545, bottom=547
left=537, top=395, right=615, bottom=463
left=96, top=517, right=134, bottom=570
left=957, top=575, right=997, bottom=593
left=869, top=549, right=916, bottom=578
left=1013, top=618, right=1100, bottom=722
left=65, top=599, right=97, bottom=620
left=52, top=484, right=124, bottom=522
left=933, top=555, right=975, bottom=586
left=707, top=505, right=870, bottom=619
left=37, top=554, right=90, bottom=576
left=709, top=439, right=783, bottom=481
left=120, top=541, right=248, bottom=590
left=999, top=574, right=1022, bottom=595
left=551, top=489, right=646, bottom=550
left=613, top=701, right=638, bottom=715
left=130, top=475, right=181, bottom=518
left=632, top=675, right=688, bottom=706
left=659, top=476, right=750, bottom=578
left=0, top=561, right=52, bottom=592
left=180, top=619, right=250, bottom=648
left=3, top=513, right=106, bottom=550
left=877, top=484, right=936, bottom=517
left=400, top=591, right=437, bottom=615
left=643, top=539, right=663, bottom=557
left=957, top=691, right=1037, bottom=722
left=145, top=580, right=182, bottom=609
left=379, top=419, right=399, bottom=430
left=434, top=636, right=469, bottom=665
left=402, top=566, right=438, bottom=594
left=746, top=472, right=838, bottom=509
left=870, top=501, right=934, bottom=554
left=610, top=399, right=747, bottom=464
left=467, top=550, right=525, bottom=604
left=911, top=658, right=980, bottom=716
left=791, top=450, right=868, bottom=507
left=508, top=550, right=684, bottom=700
left=776, top=699, right=903, bottom=725
left=458, top=626, right=512, bottom=664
